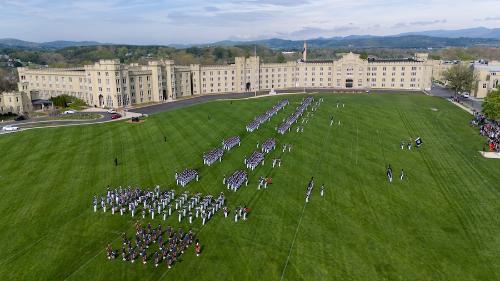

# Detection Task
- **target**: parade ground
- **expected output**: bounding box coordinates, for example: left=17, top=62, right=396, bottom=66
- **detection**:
left=0, top=93, right=498, bottom=281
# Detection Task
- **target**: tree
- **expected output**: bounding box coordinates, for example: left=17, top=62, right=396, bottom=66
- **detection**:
left=443, top=64, right=477, bottom=94
left=359, top=51, right=368, bottom=60
left=482, top=87, right=500, bottom=120
left=276, top=53, right=286, bottom=63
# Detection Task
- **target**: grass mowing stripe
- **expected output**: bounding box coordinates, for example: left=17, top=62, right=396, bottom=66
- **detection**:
left=280, top=101, right=333, bottom=280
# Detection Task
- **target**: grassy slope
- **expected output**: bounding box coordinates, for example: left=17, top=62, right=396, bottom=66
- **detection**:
left=0, top=93, right=498, bottom=281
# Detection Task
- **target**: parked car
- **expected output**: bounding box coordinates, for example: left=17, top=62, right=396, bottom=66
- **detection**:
left=462, top=92, right=470, bottom=98
left=2, top=125, right=19, bottom=131
left=63, top=110, right=77, bottom=115
left=111, top=113, right=122, bottom=120
left=14, top=115, right=27, bottom=121
left=107, top=109, right=117, bottom=114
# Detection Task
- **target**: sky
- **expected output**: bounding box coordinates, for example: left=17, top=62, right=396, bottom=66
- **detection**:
left=0, top=0, right=499, bottom=45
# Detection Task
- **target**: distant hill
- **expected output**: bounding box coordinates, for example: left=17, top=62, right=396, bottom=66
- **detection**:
left=399, top=27, right=500, bottom=39
left=2, top=27, right=500, bottom=51
left=209, top=35, right=500, bottom=50
left=0, top=38, right=108, bottom=49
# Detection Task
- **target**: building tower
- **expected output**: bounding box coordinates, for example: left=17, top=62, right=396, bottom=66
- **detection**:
left=302, top=41, right=308, bottom=62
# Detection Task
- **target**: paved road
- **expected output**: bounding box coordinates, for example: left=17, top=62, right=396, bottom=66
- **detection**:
left=0, top=112, right=115, bottom=134
left=429, top=84, right=483, bottom=112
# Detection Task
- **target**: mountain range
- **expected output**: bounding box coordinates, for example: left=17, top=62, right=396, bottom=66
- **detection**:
left=1, top=27, right=500, bottom=50
left=399, top=27, right=500, bottom=39
left=0, top=38, right=108, bottom=49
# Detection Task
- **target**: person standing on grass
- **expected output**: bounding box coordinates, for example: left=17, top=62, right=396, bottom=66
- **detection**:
left=400, top=169, right=405, bottom=181
left=320, top=184, right=325, bottom=197
left=387, top=166, right=393, bottom=183
left=195, top=241, right=201, bottom=256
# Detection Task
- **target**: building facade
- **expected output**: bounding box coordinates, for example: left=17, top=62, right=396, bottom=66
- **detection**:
left=472, top=61, right=500, bottom=98
left=0, top=91, right=32, bottom=115
left=18, top=52, right=435, bottom=109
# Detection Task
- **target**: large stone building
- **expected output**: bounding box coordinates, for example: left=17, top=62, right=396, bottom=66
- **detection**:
left=0, top=91, right=32, bottom=115
left=472, top=61, right=500, bottom=98
left=17, top=51, right=435, bottom=109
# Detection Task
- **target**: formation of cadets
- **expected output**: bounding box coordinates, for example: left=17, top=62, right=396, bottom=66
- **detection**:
left=224, top=170, right=248, bottom=192
left=106, top=222, right=200, bottom=268
left=277, top=96, right=316, bottom=135
left=246, top=99, right=289, bottom=132
left=261, top=138, right=276, bottom=154
left=102, top=95, right=331, bottom=268
left=244, top=151, right=265, bottom=170
left=175, top=169, right=199, bottom=187
left=93, top=187, right=228, bottom=226
left=202, top=147, right=224, bottom=166
left=222, top=136, right=241, bottom=151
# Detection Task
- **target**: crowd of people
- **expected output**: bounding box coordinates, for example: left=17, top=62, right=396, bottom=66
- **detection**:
left=472, top=112, right=500, bottom=152
left=222, top=136, right=241, bottom=151
left=203, top=147, right=224, bottom=166
left=246, top=99, right=289, bottom=132
left=93, top=186, right=175, bottom=218
left=106, top=222, right=200, bottom=268
left=245, top=151, right=265, bottom=170
left=224, top=170, right=248, bottom=191
left=277, top=97, right=315, bottom=135
left=93, top=186, right=228, bottom=227
left=175, top=169, right=199, bottom=187
left=261, top=138, right=276, bottom=154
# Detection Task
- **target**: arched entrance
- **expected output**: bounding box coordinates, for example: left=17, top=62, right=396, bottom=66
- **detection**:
left=98, top=94, right=104, bottom=107
left=246, top=82, right=251, bottom=91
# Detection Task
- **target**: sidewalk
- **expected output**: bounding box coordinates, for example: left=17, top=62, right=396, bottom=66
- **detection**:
left=449, top=100, right=474, bottom=115
left=479, top=151, right=500, bottom=159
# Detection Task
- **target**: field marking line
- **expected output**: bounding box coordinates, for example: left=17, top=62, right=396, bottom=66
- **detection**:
left=0, top=210, right=89, bottom=266
left=0, top=236, right=45, bottom=266
left=356, top=127, right=359, bottom=166
left=280, top=202, right=307, bottom=281
left=280, top=102, right=333, bottom=280
left=63, top=233, right=122, bottom=281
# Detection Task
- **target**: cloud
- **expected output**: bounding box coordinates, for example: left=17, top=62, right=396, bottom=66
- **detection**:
left=475, top=16, right=500, bottom=22
left=392, top=19, right=446, bottom=28
left=392, top=22, right=407, bottom=29
left=0, top=0, right=497, bottom=44
left=204, top=6, right=221, bottom=12
left=410, top=19, right=447, bottom=26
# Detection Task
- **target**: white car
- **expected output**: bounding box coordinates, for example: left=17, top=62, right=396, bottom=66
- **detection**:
left=63, top=110, right=77, bottom=114
left=107, top=109, right=117, bottom=114
left=2, top=125, right=19, bottom=131
left=462, top=92, right=470, bottom=98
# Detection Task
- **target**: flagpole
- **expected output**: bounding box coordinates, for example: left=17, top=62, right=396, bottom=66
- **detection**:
left=254, top=45, right=257, bottom=97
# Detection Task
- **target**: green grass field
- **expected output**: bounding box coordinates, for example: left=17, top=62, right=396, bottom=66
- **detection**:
left=0, top=93, right=498, bottom=281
